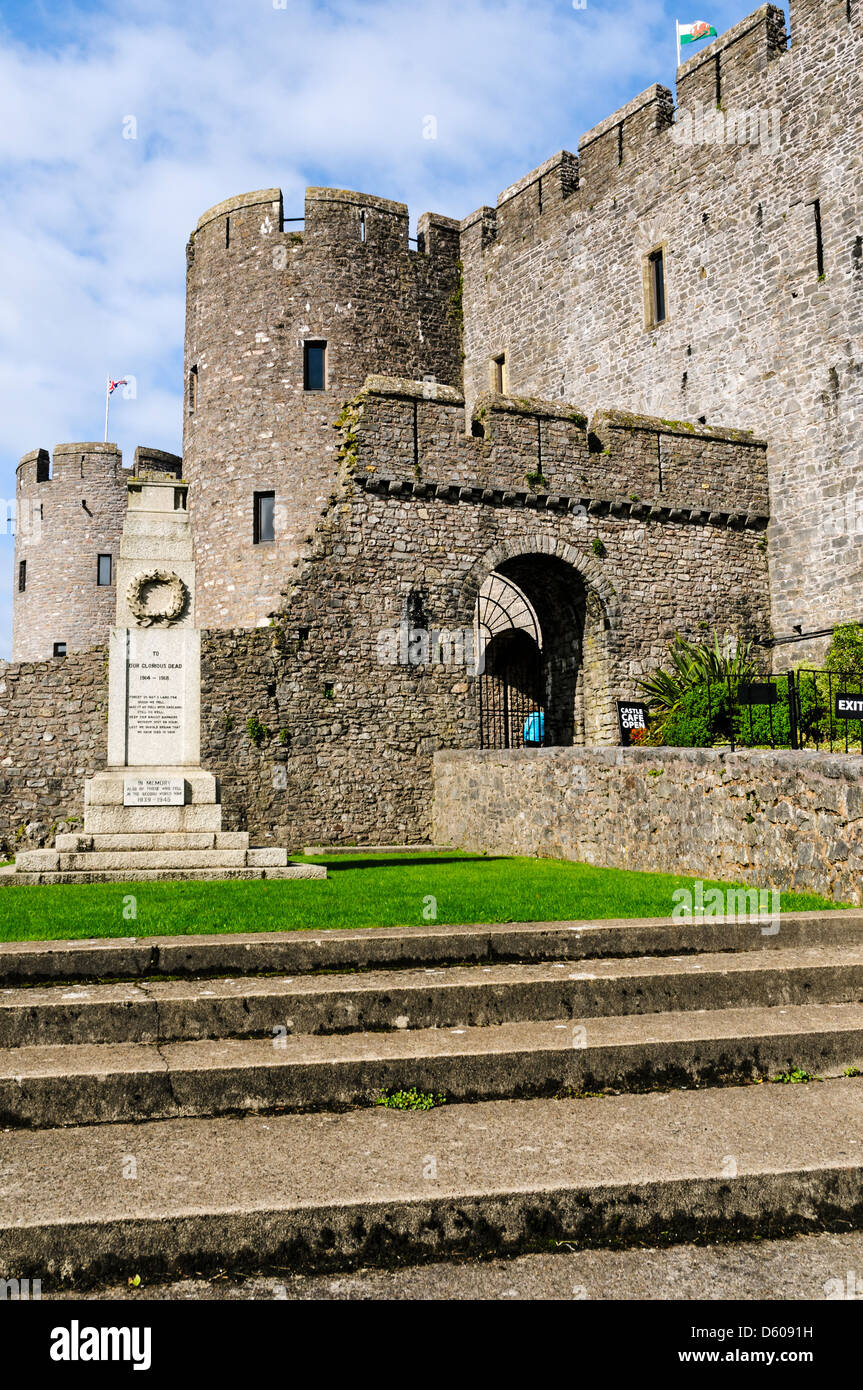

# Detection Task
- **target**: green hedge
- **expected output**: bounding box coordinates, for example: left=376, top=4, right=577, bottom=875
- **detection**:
left=656, top=678, right=845, bottom=749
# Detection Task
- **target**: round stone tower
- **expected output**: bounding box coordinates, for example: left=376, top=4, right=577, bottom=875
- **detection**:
left=183, top=186, right=463, bottom=629
left=12, top=443, right=183, bottom=663
left=13, top=442, right=130, bottom=663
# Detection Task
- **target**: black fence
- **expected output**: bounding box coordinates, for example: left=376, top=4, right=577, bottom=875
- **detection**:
left=700, top=669, right=863, bottom=753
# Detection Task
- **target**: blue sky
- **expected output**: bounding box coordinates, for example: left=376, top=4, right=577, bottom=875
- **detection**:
left=0, top=0, right=761, bottom=657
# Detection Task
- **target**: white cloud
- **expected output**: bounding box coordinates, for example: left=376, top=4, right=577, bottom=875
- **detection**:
left=0, top=0, right=684, bottom=656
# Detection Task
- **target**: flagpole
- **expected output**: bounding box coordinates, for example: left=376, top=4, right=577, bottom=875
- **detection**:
left=104, top=375, right=110, bottom=443
left=675, top=20, right=681, bottom=69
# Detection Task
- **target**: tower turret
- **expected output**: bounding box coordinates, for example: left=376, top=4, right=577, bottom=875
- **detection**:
left=183, top=185, right=462, bottom=629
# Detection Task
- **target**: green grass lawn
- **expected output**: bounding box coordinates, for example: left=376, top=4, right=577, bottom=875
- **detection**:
left=0, top=852, right=848, bottom=942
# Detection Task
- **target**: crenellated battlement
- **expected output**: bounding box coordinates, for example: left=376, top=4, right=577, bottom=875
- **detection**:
left=461, top=6, right=794, bottom=258
left=676, top=3, right=787, bottom=109
left=340, top=377, right=769, bottom=524
left=190, top=184, right=460, bottom=263
left=16, top=442, right=128, bottom=493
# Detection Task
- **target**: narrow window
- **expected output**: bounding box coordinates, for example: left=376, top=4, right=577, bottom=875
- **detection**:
left=188, top=364, right=198, bottom=413
left=174, top=486, right=187, bottom=510
left=18, top=560, right=26, bottom=592
left=648, top=248, right=667, bottom=324
left=304, top=341, right=326, bottom=391
left=225, top=215, right=230, bottom=249
left=254, top=491, right=275, bottom=544
left=53, top=642, right=66, bottom=658
left=491, top=353, right=506, bottom=393
left=360, top=210, right=366, bottom=243
left=617, top=122, right=624, bottom=166
left=812, top=198, right=825, bottom=279
left=97, top=554, right=113, bottom=586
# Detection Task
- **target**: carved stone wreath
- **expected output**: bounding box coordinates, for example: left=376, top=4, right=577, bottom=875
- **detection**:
left=127, top=570, right=188, bottom=626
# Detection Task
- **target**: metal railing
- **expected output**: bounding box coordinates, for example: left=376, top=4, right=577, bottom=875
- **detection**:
left=700, top=669, right=863, bottom=752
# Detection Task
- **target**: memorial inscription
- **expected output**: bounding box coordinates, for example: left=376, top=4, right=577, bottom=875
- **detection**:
left=123, top=777, right=185, bottom=807
left=122, top=629, right=191, bottom=765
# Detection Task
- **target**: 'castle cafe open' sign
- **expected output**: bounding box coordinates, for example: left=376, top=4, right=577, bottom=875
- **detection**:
left=617, top=701, right=649, bottom=746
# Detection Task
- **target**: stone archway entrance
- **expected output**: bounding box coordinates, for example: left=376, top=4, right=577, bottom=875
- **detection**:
left=469, top=543, right=619, bottom=747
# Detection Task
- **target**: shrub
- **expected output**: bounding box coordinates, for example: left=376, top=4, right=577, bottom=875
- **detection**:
left=825, top=623, right=863, bottom=683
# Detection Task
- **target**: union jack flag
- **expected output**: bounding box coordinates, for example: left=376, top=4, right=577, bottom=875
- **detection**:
left=108, top=378, right=128, bottom=394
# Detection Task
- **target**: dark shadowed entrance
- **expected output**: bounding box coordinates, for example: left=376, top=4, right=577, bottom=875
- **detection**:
left=475, top=554, right=594, bottom=748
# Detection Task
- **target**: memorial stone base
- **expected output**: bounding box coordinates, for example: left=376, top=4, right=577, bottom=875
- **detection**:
left=12, top=768, right=325, bottom=883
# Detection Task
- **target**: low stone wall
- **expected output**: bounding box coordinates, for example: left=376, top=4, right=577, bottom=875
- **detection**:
left=0, top=648, right=108, bottom=851
left=432, top=746, right=863, bottom=905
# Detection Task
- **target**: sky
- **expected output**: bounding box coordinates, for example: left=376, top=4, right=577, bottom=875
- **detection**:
left=0, top=0, right=761, bottom=657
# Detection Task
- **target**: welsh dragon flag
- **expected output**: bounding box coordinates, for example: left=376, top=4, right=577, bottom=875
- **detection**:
left=679, top=20, right=718, bottom=44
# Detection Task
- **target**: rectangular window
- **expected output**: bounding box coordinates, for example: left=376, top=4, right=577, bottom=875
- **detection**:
left=18, top=560, right=26, bottom=592
left=812, top=198, right=824, bottom=279
left=254, top=491, right=275, bottom=544
left=304, top=341, right=326, bottom=391
left=491, top=353, right=506, bottom=394
left=53, top=642, right=66, bottom=658
left=188, top=365, right=198, bottom=413
left=647, top=247, right=667, bottom=326
left=97, top=553, right=113, bottom=586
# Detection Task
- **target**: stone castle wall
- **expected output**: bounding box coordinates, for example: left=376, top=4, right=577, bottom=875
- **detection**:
left=432, top=743, right=863, bottom=905
left=0, top=647, right=108, bottom=848
left=460, top=1, right=863, bottom=663
left=0, top=381, right=772, bottom=851
left=183, top=187, right=463, bottom=632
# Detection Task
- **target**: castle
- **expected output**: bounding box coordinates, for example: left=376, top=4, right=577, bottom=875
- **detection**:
left=3, top=1, right=861, bottom=850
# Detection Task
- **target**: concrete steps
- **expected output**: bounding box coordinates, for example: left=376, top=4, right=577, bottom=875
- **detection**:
left=4, top=912, right=863, bottom=1285
left=2, top=909, right=862, bottom=985
left=3, top=943, right=863, bottom=1046
left=2, top=1002, right=863, bottom=1128
left=5, top=1079, right=863, bottom=1284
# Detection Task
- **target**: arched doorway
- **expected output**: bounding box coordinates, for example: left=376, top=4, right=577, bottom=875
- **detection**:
left=470, top=545, right=618, bottom=748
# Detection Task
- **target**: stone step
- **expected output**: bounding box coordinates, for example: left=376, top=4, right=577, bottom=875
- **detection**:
left=54, top=832, right=250, bottom=851
left=83, top=804, right=223, bottom=834
left=2, top=1002, right=862, bottom=1128
left=46, top=1229, right=863, bottom=1301
left=2, top=944, right=863, bottom=1046
left=2, top=865, right=326, bottom=886
left=3, top=1078, right=863, bottom=1283
left=15, top=848, right=289, bottom=872
left=1, top=911, right=861, bottom=985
